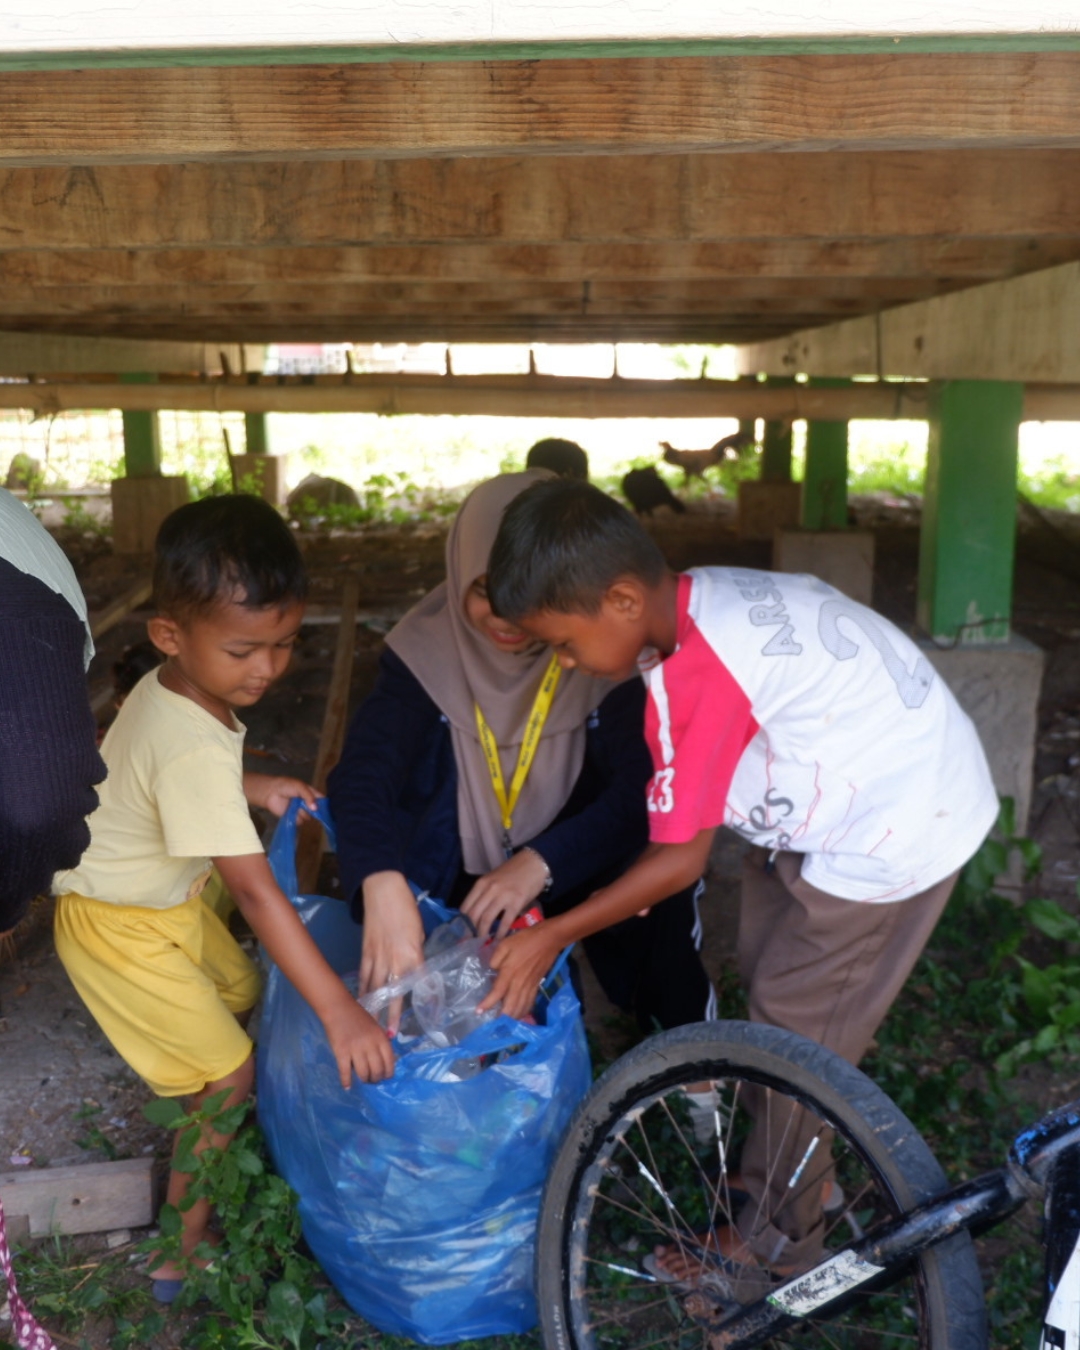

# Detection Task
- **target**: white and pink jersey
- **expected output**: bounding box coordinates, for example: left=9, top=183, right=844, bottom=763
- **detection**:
left=642, top=568, right=998, bottom=903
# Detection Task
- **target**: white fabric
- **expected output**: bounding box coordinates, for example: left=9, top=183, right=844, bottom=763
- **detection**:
left=649, top=567, right=999, bottom=902
left=0, top=487, right=93, bottom=667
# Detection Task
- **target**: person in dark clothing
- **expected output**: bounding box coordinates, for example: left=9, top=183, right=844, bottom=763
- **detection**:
left=328, top=471, right=714, bottom=1032
left=0, top=487, right=105, bottom=936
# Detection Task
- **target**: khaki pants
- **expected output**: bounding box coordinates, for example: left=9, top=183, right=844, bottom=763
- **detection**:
left=734, top=850, right=957, bottom=1267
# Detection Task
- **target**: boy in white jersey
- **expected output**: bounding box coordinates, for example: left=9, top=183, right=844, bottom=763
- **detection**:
left=480, top=478, right=997, bottom=1279
left=53, top=495, right=393, bottom=1303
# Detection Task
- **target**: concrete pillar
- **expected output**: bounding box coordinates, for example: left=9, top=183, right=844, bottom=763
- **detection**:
left=773, top=529, right=875, bottom=606
left=801, top=377, right=849, bottom=530
left=917, top=380, right=1022, bottom=644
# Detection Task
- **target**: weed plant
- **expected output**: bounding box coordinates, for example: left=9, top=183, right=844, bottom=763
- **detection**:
left=7, top=803, right=1079, bottom=1349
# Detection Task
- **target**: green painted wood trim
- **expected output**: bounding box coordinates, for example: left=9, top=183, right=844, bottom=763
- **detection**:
left=917, top=379, right=1022, bottom=645
left=244, top=411, right=269, bottom=457
left=801, top=378, right=848, bottom=530
left=120, top=373, right=161, bottom=477
left=3, top=32, right=1079, bottom=71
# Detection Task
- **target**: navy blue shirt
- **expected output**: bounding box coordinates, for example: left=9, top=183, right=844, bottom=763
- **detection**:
left=328, top=648, right=653, bottom=919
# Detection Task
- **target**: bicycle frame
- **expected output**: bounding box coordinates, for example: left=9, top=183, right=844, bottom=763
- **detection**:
left=698, top=1098, right=1080, bottom=1349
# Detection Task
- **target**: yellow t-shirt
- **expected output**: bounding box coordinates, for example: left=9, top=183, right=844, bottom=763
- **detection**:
left=54, top=669, right=264, bottom=909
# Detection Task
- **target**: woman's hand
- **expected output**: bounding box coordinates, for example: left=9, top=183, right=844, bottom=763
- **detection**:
left=461, top=849, right=549, bottom=940
left=359, top=871, right=425, bottom=1035
left=243, top=773, right=321, bottom=817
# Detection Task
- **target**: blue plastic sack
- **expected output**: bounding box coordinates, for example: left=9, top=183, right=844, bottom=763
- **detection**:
left=257, top=799, right=592, bottom=1344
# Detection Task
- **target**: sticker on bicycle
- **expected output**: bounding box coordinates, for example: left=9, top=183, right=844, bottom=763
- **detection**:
left=766, top=1249, right=885, bottom=1316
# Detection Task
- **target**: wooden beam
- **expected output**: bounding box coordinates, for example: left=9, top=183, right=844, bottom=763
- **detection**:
left=295, top=575, right=360, bottom=895
left=0, top=151, right=1075, bottom=250
left=0, top=1158, right=154, bottom=1237
left=3, top=238, right=1076, bottom=287
left=1, top=54, right=1079, bottom=166
left=737, top=261, right=1080, bottom=383
left=88, top=578, right=152, bottom=641
left=0, top=286, right=962, bottom=329
left=0, top=369, right=1074, bottom=418
left=0, top=371, right=1076, bottom=420
left=0, top=332, right=260, bottom=377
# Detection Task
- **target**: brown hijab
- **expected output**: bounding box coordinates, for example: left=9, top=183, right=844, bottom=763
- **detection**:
left=386, top=471, right=611, bottom=875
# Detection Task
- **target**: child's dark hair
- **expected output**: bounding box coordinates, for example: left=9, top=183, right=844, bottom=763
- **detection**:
left=153, top=495, right=307, bottom=620
left=524, top=437, right=589, bottom=481
left=487, top=479, right=666, bottom=620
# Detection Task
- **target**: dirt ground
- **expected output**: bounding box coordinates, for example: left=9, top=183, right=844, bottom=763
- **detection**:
left=3, top=488, right=1080, bottom=1326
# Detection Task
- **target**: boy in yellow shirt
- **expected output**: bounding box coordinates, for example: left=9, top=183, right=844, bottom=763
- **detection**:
left=54, top=495, right=393, bottom=1302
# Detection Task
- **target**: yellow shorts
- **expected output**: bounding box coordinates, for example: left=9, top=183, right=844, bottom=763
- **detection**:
left=54, top=889, right=262, bottom=1099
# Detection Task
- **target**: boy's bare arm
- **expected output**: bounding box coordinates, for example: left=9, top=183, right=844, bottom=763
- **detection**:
left=482, top=828, right=715, bottom=1020
left=213, top=852, right=394, bottom=1086
left=242, top=773, right=321, bottom=818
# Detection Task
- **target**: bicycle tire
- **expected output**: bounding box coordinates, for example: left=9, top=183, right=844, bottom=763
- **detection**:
left=537, top=1021, right=987, bottom=1350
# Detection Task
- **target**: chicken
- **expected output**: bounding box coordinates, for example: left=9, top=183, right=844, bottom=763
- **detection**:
left=621, top=467, right=686, bottom=517
left=659, top=429, right=756, bottom=481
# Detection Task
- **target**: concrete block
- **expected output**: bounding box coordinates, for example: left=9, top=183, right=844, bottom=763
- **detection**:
left=737, top=480, right=801, bottom=541
left=231, top=452, right=288, bottom=506
left=110, top=475, right=189, bottom=554
left=923, top=635, right=1044, bottom=834
left=773, top=528, right=876, bottom=606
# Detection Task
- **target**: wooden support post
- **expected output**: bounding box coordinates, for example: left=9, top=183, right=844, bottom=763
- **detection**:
left=801, top=378, right=849, bottom=530
left=295, top=575, right=361, bottom=894
left=760, top=378, right=795, bottom=483
left=120, top=374, right=161, bottom=478
left=917, top=380, right=1022, bottom=644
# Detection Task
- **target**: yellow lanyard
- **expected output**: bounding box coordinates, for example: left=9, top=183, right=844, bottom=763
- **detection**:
left=475, top=653, right=562, bottom=853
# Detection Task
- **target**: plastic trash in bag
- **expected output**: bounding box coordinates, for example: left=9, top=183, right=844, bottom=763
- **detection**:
left=257, top=799, right=592, bottom=1344
left=358, top=917, right=499, bottom=1052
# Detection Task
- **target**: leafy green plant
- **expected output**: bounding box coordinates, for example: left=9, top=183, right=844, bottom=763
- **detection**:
left=60, top=497, right=112, bottom=538
left=141, top=1090, right=357, bottom=1349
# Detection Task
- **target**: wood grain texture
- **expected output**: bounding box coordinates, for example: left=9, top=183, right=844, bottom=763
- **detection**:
left=0, top=150, right=1073, bottom=251
left=0, top=238, right=1074, bottom=287
left=0, top=1159, right=154, bottom=1237
left=0, top=54, right=1078, bottom=165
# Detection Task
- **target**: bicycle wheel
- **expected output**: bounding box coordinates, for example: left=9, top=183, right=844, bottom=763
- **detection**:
left=537, top=1021, right=986, bottom=1350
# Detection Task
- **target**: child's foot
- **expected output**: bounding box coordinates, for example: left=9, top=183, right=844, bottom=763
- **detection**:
left=147, top=1236, right=222, bottom=1301
left=642, top=1225, right=790, bottom=1302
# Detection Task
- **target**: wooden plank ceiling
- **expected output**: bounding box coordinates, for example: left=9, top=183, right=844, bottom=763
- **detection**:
left=1, top=52, right=1079, bottom=350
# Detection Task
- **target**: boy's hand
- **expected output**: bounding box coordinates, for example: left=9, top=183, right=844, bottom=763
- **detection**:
left=461, top=849, right=549, bottom=940
left=479, top=922, right=564, bottom=1021
left=243, top=773, right=321, bottom=817
left=322, top=994, right=396, bottom=1087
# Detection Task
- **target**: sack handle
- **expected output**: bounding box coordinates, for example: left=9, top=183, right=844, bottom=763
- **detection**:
left=267, top=796, right=337, bottom=901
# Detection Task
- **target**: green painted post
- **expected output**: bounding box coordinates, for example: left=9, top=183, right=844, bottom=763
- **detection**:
left=801, top=378, right=849, bottom=529
left=120, top=373, right=161, bottom=478
left=244, top=412, right=269, bottom=456
left=917, top=380, right=1022, bottom=644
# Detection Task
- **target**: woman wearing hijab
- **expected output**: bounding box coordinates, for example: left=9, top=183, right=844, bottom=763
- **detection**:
left=327, top=472, right=713, bottom=1030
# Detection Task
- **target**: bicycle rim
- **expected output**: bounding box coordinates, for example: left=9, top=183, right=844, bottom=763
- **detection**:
left=537, top=1022, right=986, bottom=1350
